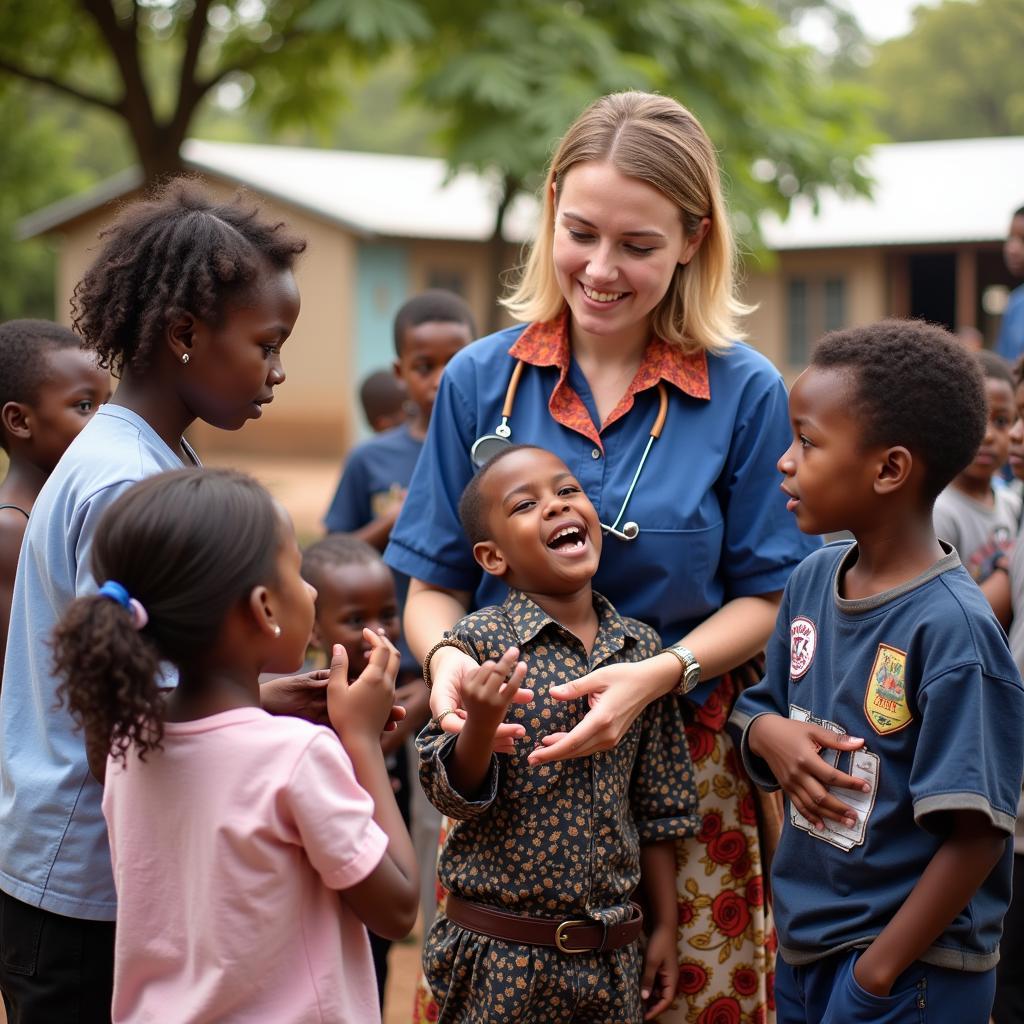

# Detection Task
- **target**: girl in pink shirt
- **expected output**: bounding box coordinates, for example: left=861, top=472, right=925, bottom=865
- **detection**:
left=53, top=467, right=419, bottom=1023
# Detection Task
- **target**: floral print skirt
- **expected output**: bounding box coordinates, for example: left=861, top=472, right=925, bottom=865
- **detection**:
left=410, top=675, right=776, bottom=1024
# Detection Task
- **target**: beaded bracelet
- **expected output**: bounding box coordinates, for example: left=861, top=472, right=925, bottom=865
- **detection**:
left=422, top=633, right=473, bottom=690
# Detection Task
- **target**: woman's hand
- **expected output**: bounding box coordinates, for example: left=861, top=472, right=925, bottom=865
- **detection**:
left=747, top=714, right=869, bottom=831
left=429, top=645, right=532, bottom=754
left=527, top=654, right=676, bottom=765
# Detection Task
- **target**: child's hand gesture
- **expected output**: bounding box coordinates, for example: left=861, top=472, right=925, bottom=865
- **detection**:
left=459, top=653, right=528, bottom=742
left=641, top=923, right=678, bottom=1020
left=748, top=714, right=869, bottom=831
left=327, top=630, right=401, bottom=746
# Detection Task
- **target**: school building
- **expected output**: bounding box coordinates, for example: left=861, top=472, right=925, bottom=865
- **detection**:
left=19, top=134, right=1024, bottom=459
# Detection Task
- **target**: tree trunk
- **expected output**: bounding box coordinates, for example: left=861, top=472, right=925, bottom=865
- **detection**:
left=487, top=173, right=522, bottom=333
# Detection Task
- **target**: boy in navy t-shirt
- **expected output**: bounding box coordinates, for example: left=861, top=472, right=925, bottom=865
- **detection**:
left=732, top=320, right=1024, bottom=1024
left=324, top=290, right=475, bottom=547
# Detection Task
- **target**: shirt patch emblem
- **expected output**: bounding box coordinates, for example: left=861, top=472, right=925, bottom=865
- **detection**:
left=790, top=616, right=817, bottom=680
left=864, top=643, right=912, bottom=735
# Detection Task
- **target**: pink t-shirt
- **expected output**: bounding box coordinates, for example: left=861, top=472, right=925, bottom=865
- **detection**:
left=102, top=707, right=388, bottom=1023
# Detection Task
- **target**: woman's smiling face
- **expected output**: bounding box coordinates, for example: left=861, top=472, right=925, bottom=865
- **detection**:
left=551, top=160, right=704, bottom=350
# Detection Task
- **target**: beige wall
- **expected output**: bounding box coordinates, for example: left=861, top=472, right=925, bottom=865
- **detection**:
left=52, top=178, right=359, bottom=458
left=407, top=237, right=519, bottom=334
left=740, top=247, right=888, bottom=381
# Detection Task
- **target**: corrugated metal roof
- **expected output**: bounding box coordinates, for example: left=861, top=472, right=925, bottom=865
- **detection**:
left=760, top=136, right=1024, bottom=250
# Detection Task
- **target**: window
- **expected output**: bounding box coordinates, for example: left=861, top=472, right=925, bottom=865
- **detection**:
left=427, top=269, right=467, bottom=296
left=785, top=276, right=848, bottom=369
left=787, top=279, right=809, bottom=367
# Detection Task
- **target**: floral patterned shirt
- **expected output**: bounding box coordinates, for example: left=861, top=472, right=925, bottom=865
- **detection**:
left=417, top=588, right=700, bottom=926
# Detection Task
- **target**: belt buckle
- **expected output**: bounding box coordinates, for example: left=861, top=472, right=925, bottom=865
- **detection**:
left=554, top=918, right=589, bottom=954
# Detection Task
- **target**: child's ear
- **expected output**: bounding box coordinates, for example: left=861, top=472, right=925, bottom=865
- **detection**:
left=472, top=539, right=509, bottom=577
left=1, top=401, right=32, bottom=442
left=875, top=445, right=913, bottom=495
left=392, top=358, right=404, bottom=383
left=247, top=584, right=282, bottom=638
left=167, top=312, right=198, bottom=363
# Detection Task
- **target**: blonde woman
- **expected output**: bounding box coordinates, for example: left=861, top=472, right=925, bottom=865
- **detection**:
left=387, top=91, right=815, bottom=1022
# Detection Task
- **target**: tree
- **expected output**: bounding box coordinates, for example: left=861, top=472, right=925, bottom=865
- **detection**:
left=392, top=0, right=879, bottom=325
left=0, top=0, right=432, bottom=183
left=860, top=0, right=1024, bottom=141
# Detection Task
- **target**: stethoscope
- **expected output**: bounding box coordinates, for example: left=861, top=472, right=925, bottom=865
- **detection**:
left=470, top=359, right=668, bottom=542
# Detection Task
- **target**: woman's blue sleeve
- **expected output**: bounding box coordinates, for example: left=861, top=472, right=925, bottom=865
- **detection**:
left=384, top=368, right=482, bottom=591
left=717, top=373, right=818, bottom=598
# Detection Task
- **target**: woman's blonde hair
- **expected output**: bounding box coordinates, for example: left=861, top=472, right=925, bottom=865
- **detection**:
left=503, top=92, right=749, bottom=354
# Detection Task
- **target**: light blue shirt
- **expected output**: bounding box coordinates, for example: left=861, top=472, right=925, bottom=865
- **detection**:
left=996, top=284, right=1024, bottom=364
left=385, top=324, right=817, bottom=705
left=0, top=406, right=196, bottom=920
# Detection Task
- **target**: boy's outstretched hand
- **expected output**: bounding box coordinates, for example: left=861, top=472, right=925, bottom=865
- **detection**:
left=748, top=714, right=870, bottom=831
left=444, top=651, right=528, bottom=799
left=460, top=654, right=528, bottom=738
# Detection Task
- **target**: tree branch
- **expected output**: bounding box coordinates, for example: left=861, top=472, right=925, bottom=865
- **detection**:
left=175, top=0, right=213, bottom=118
left=199, top=25, right=311, bottom=92
left=0, top=56, right=122, bottom=112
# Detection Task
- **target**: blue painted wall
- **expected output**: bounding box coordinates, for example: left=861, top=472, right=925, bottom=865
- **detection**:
left=353, top=242, right=410, bottom=435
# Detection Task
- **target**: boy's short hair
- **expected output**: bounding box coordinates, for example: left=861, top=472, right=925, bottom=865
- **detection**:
left=811, top=319, right=986, bottom=503
left=458, top=444, right=547, bottom=546
left=358, top=369, right=405, bottom=424
left=975, top=349, right=1014, bottom=388
left=301, top=534, right=382, bottom=595
left=393, top=290, right=476, bottom=355
left=0, top=320, right=83, bottom=451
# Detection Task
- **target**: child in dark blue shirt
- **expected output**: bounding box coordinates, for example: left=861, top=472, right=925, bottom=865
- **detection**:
left=732, top=320, right=1024, bottom=1024
left=324, top=290, right=475, bottom=548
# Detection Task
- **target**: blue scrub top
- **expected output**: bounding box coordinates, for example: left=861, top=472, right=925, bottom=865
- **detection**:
left=385, top=324, right=818, bottom=704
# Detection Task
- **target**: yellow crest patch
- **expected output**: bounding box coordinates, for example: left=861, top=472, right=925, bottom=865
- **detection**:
left=864, top=643, right=912, bottom=735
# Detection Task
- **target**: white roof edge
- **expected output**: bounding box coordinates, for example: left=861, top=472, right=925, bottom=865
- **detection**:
left=17, top=167, right=144, bottom=240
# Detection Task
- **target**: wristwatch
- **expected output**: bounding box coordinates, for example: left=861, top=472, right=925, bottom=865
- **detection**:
left=663, top=645, right=701, bottom=696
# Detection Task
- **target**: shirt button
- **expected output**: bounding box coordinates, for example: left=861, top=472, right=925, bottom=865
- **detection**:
left=591, top=448, right=601, bottom=459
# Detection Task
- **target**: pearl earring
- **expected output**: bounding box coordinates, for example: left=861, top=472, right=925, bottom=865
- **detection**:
left=273, top=625, right=281, bottom=638
left=181, top=353, right=190, bottom=365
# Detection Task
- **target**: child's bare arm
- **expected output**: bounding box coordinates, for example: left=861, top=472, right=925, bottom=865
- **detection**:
left=446, top=654, right=528, bottom=798
left=331, top=634, right=420, bottom=940
left=639, top=840, right=678, bottom=1020
left=852, top=810, right=1006, bottom=996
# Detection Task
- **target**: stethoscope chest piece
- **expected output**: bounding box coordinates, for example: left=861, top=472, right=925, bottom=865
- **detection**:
left=470, top=428, right=513, bottom=469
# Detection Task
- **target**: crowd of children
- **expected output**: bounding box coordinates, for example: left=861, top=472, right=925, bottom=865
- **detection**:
left=0, top=162, right=1023, bottom=1024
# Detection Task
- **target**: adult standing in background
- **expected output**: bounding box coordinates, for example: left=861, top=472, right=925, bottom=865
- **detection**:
left=386, top=91, right=817, bottom=1021
left=996, top=205, right=1024, bottom=363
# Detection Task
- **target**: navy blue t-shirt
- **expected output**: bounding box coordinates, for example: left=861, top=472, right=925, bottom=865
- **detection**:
left=732, top=542, right=1024, bottom=971
left=324, top=423, right=422, bottom=534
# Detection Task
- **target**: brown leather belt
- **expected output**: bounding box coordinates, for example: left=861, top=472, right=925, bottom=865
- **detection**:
left=445, top=894, right=644, bottom=954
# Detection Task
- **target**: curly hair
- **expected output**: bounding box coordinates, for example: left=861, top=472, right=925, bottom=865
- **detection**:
left=53, top=468, right=281, bottom=764
left=0, top=319, right=84, bottom=451
left=811, top=319, right=987, bottom=503
left=70, top=178, right=306, bottom=377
